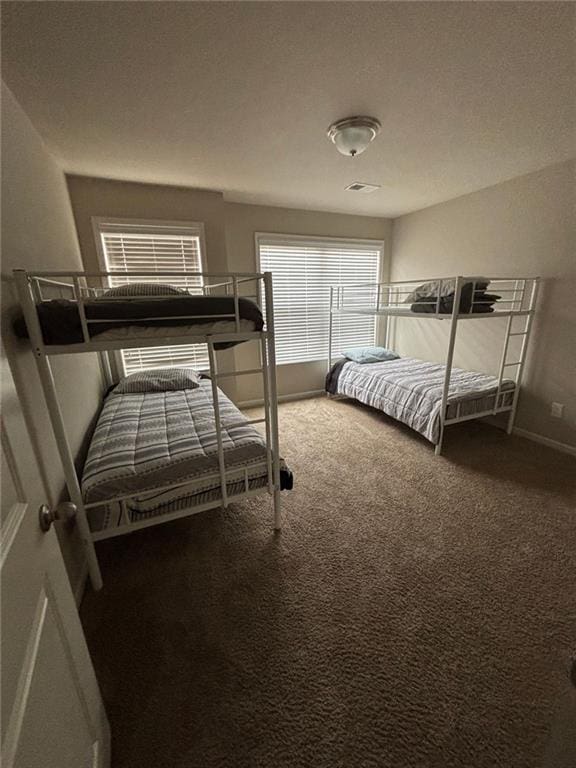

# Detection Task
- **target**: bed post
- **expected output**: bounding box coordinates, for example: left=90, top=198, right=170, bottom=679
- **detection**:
left=13, top=270, right=104, bottom=591
left=506, top=277, right=540, bottom=435
left=435, top=276, right=464, bottom=456
left=207, top=340, right=228, bottom=508
left=264, top=271, right=281, bottom=530
left=327, top=285, right=335, bottom=388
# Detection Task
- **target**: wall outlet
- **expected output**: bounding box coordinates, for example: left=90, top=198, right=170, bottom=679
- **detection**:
left=551, top=402, right=564, bottom=418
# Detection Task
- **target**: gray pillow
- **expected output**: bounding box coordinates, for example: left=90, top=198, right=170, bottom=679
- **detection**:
left=102, top=282, right=189, bottom=298
left=113, top=367, right=201, bottom=394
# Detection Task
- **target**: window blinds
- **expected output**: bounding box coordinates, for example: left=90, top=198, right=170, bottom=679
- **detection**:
left=258, top=236, right=381, bottom=365
left=97, top=221, right=208, bottom=375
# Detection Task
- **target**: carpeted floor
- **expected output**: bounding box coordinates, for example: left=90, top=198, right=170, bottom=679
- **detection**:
left=80, top=397, right=576, bottom=768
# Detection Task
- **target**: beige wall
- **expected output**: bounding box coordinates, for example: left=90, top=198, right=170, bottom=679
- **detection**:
left=1, top=83, right=103, bottom=594
left=391, top=160, right=576, bottom=447
left=225, top=202, right=392, bottom=402
left=67, top=175, right=228, bottom=274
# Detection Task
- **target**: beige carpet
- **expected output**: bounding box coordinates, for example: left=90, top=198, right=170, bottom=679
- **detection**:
left=80, top=397, right=576, bottom=768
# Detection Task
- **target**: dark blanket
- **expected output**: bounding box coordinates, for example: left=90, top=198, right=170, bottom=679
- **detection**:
left=325, top=358, right=349, bottom=395
left=13, top=295, right=264, bottom=348
left=411, top=287, right=501, bottom=315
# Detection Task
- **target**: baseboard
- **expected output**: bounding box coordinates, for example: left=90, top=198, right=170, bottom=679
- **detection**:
left=238, top=389, right=324, bottom=409
left=512, top=427, right=576, bottom=457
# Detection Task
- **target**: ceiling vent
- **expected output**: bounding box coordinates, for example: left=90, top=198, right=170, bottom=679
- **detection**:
left=345, top=182, right=381, bottom=194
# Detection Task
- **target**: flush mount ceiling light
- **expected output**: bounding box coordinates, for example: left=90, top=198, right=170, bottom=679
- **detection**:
left=327, top=116, right=381, bottom=157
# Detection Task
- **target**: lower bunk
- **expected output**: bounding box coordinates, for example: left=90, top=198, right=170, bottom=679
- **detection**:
left=326, top=356, right=515, bottom=448
left=82, top=378, right=293, bottom=540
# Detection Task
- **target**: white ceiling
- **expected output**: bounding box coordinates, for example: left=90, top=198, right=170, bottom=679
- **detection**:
left=2, top=1, right=574, bottom=217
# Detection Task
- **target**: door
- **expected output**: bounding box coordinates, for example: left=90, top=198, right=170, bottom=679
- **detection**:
left=1, top=346, right=110, bottom=767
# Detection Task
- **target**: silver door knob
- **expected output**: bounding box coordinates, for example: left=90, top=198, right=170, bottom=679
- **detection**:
left=38, top=502, right=77, bottom=532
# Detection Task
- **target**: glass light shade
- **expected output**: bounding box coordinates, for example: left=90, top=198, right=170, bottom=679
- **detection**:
left=327, top=116, right=381, bottom=157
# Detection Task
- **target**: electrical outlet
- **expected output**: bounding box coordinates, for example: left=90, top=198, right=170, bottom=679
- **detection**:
left=551, top=402, right=564, bottom=419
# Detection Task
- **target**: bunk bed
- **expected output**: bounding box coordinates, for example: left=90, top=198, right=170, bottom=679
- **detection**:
left=14, top=269, right=289, bottom=591
left=326, top=275, right=539, bottom=454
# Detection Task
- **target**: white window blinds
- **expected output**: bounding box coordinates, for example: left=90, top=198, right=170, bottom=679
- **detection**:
left=258, top=235, right=382, bottom=365
left=95, top=220, right=208, bottom=375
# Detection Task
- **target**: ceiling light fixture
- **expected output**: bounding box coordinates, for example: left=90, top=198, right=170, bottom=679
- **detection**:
left=327, top=116, right=381, bottom=157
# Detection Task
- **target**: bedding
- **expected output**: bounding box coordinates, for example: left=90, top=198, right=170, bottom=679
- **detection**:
left=112, top=367, right=202, bottom=395
left=13, top=295, right=263, bottom=347
left=89, top=474, right=277, bottom=533
left=405, top=277, right=489, bottom=304
left=82, top=380, right=292, bottom=511
left=405, top=279, right=500, bottom=314
left=325, top=357, right=514, bottom=444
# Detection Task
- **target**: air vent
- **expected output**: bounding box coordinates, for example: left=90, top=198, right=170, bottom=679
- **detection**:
left=345, top=182, right=381, bottom=194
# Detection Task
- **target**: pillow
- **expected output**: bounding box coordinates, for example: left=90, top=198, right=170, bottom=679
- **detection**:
left=405, top=278, right=489, bottom=304
left=113, top=367, right=202, bottom=394
left=101, top=283, right=189, bottom=298
left=342, top=346, right=399, bottom=364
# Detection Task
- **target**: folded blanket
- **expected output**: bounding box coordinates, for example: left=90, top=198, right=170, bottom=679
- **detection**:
left=325, top=358, right=349, bottom=395
left=411, top=290, right=501, bottom=314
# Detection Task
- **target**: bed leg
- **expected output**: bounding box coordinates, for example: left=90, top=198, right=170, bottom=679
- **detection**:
left=434, top=443, right=442, bottom=456
left=506, top=410, right=515, bottom=435
left=273, top=490, right=281, bottom=531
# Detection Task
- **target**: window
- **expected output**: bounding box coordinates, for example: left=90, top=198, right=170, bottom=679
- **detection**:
left=93, top=218, right=208, bottom=375
left=257, top=234, right=382, bottom=364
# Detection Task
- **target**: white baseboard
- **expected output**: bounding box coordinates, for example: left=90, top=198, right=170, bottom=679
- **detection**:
left=238, top=389, right=324, bottom=409
left=512, top=427, right=576, bottom=457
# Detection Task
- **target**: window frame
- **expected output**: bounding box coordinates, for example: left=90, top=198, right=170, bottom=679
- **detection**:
left=91, top=216, right=208, bottom=377
left=255, top=232, right=385, bottom=365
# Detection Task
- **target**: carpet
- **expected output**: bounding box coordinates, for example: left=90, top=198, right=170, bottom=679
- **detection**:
left=80, top=396, right=576, bottom=768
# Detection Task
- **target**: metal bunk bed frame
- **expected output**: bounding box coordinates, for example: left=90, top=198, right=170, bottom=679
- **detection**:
left=14, top=269, right=282, bottom=591
left=328, top=275, right=540, bottom=456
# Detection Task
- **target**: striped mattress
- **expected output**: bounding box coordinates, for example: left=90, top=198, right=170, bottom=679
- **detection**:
left=82, top=381, right=288, bottom=530
left=331, top=357, right=515, bottom=444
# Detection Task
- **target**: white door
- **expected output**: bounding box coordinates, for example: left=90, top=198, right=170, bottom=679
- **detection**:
left=1, top=347, right=110, bottom=768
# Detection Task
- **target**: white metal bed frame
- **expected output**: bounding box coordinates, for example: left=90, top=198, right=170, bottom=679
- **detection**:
left=328, top=275, right=540, bottom=455
left=14, top=269, right=282, bottom=591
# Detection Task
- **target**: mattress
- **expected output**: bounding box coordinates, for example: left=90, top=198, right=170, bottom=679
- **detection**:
left=326, top=357, right=515, bottom=444
left=88, top=474, right=273, bottom=533
left=94, top=318, right=256, bottom=342
left=81, top=381, right=291, bottom=512
left=13, top=295, right=263, bottom=346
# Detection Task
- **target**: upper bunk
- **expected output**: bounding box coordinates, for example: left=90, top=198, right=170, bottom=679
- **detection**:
left=330, top=275, right=540, bottom=321
left=13, top=270, right=272, bottom=355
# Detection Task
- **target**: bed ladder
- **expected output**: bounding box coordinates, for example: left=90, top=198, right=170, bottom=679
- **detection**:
left=494, top=310, right=535, bottom=432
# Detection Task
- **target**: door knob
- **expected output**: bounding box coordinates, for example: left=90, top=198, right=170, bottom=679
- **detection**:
left=38, top=502, right=77, bottom=532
